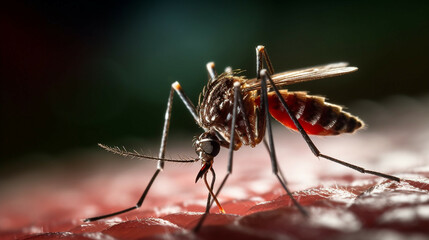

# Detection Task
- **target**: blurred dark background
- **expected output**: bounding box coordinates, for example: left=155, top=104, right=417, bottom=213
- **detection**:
left=1, top=1, right=428, bottom=179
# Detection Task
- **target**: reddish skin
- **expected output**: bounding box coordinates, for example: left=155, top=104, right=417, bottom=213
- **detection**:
left=2, top=155, right=428, bottom=240
left=3, top=174, right=428, bottom=240
left=1, top=102, right=429, bottom=240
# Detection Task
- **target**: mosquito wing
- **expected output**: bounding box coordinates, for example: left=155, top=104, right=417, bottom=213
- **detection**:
left=244, top=62, right=358, bottom=92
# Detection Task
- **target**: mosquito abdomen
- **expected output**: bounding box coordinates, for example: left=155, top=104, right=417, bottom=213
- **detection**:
left=263, top=90, right=364, bottom=135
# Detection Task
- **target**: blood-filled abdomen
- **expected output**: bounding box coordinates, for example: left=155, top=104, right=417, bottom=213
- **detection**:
left=257, top=90, right=364, bottom=135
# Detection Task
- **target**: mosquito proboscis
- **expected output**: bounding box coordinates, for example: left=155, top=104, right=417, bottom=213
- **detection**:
left=83, top=45, right=400, bottom=231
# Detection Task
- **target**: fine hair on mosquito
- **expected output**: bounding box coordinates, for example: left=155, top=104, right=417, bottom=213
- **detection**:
left=84, top=45, right=401, bottom=231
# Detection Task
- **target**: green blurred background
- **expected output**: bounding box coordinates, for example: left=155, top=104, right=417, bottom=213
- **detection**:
left=1, top=1, right=428, bottom=179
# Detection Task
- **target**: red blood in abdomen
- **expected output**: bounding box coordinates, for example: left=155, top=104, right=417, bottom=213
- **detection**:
left=255, top=93, right=332, bottom=135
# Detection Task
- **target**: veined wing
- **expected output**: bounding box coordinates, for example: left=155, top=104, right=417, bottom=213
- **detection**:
left=243, top=62, right=358, bottom=92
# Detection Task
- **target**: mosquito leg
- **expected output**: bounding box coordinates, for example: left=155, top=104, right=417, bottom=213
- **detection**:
left=260, top=72, right=308, bottom=216
left=256, top=45, right=305, bottom=214
left=83, top=169, right=162, bottom=222
left=193, top=81, right=241, bottom=231
left=205, top=168, right=225, bottom=213
left=84, top=82, right=201, bottom=222
left=208, top=167, right=216, bottom=209
left=172, top=82, right=199, bottom=123
left=225, top=66, right=233, bottom=74
left=260, top=69, right=400, bottom=182
left=263, top=139, right=287, bottom=185
left=212, top=80, right=251, bottom=197
left=206, top=62, right=218, bottom=83
left=256, top=45, right=274, bottom=79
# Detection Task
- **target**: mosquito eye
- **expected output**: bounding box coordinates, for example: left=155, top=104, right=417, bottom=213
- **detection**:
left=200, top=140, right=220, bottom=156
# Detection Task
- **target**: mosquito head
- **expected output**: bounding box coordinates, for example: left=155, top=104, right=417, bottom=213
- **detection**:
left=194, top=131, right=220, bottom=183
left=194, top=131, right=220, bottom=160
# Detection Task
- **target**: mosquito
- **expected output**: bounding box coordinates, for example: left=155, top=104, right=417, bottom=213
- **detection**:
left=83, top=45, right=400, bottom=231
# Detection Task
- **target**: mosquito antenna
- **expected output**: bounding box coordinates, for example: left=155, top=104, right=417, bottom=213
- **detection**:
left=98, top=143, right=196, bottom=163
